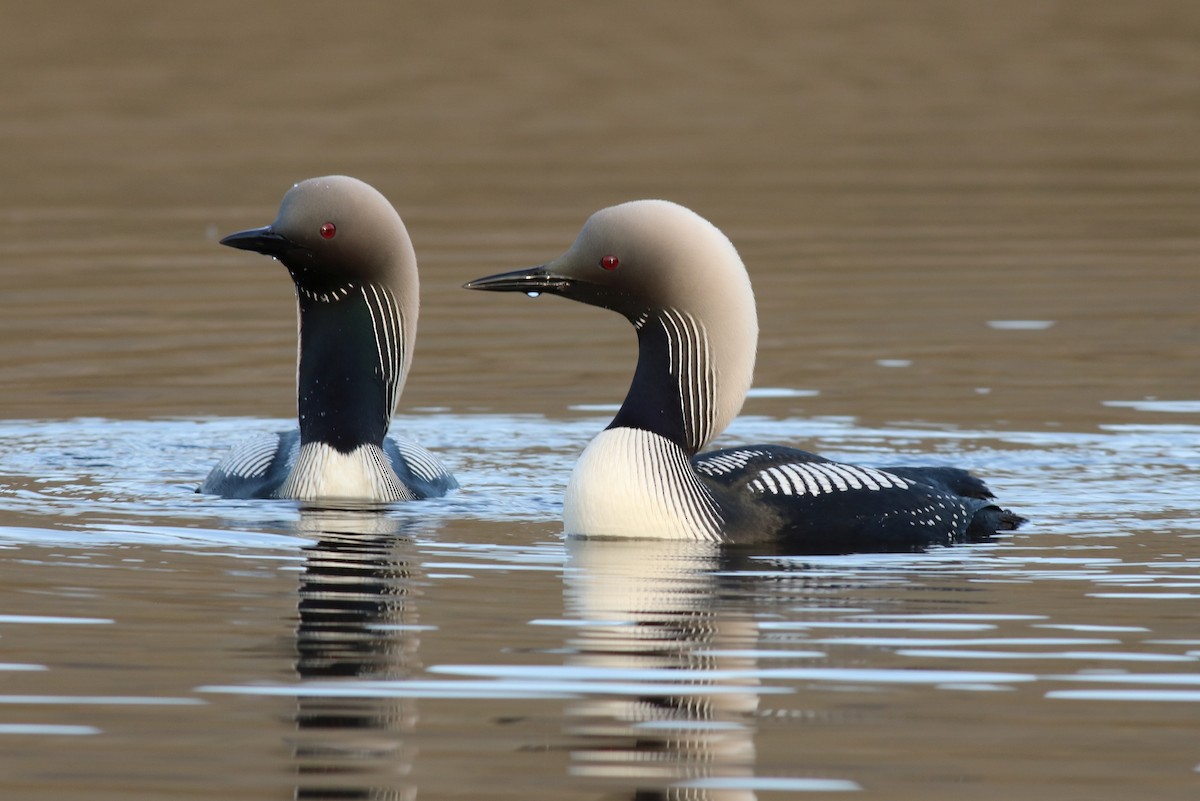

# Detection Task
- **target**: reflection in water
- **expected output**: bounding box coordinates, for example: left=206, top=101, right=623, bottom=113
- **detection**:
left=290, top=508, right=425, bottom=801
left=564, top=540, right=763, bottom=801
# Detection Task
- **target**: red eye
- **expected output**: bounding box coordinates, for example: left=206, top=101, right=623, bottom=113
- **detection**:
left=599, top=254, right=619, bottom=270
left=319, top=222, right=336, bottom=239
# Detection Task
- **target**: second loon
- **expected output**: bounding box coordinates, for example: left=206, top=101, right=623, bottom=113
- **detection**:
left=466, top=199, right=1023, bottom=553
left=201, top=176, right=457, bottom=502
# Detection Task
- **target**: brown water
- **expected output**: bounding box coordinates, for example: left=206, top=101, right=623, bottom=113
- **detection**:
left=1, top=2, right=1198, bottom=799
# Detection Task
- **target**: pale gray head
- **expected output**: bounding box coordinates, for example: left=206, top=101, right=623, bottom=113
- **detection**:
left=467, top=199, right=758, bottom=451
left=221, top=176, right=419, bottom=450
left=222, top=175, right=419, bottom=310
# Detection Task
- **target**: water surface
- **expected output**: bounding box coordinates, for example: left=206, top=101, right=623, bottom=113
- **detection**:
left=1, top=2, right=1199, bottom=799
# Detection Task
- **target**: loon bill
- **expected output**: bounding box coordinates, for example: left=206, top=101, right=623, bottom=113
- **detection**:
left=465, top=199, right=1023, bottom=552
left=200, top=175, right=456, bottom=502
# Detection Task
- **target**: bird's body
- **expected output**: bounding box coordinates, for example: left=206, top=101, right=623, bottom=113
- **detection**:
left=466, top=199, right=1022, bottom=552
left=201, top=176, right=456, bottom=502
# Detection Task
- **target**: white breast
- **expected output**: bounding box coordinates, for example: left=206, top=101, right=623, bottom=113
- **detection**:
left=277, top=442, right=416, bottom=502
left=563, top=427, right=723, bottom=540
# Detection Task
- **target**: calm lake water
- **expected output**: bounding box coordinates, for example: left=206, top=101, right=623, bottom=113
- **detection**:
left=1, top=2, right=1198, bottom=799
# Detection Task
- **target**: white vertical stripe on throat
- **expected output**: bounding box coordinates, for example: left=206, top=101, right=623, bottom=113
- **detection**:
left=657, top=308, right=716, bottom=453
left=361, top=284, right=407, bottom=419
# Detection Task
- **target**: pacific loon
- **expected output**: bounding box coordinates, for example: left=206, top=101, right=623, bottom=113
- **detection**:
left=201, top=175, right=457, bottom=502
left=465, top=199, right=1023, bottom=552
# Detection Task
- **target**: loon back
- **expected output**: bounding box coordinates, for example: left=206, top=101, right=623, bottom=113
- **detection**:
left=466, top=199, right=1023, bottom=552
left=695, top=444, right=1025, bottom=553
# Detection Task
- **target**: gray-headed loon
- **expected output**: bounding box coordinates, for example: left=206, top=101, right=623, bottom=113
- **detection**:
left=465, top=200, right=1023, bottom=552
left=200, top=176, right=457, bottom=502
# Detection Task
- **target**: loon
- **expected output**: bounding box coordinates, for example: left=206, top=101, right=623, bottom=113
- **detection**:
left=465, top=200, right=1024, bottom=553
left=200, top=176, right=457, bottom=502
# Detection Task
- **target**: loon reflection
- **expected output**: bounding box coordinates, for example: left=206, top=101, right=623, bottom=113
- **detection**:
left=290, top=508, right=426, bottom=801
left=564, top=539, right=765, bottom=800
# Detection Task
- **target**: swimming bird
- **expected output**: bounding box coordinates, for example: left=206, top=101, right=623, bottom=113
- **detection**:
left=465, top=200, right=1023, bottom=552
left=200, top=176, right=457, bottom=501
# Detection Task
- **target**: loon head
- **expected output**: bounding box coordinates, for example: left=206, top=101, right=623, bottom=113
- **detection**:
left=467, top=200, right=758, bottom=452
left=221, top=175, right=419, bottom=309
left=221, top=176, right=419, bottom=451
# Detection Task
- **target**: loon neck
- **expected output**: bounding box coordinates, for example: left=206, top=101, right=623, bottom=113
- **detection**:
left=295, top=284, right=410, bottom=453
left=608, top=307, right=725, bottom=456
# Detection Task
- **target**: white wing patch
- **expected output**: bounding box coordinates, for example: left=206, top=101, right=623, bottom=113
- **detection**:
left=696, top=449, right=911, bottom=497
left=694, top=449, right=772, bottom=476
left=747, top=462, right=910, bottom=497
